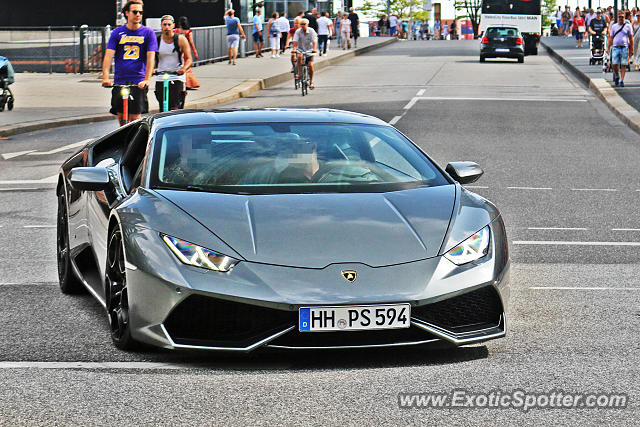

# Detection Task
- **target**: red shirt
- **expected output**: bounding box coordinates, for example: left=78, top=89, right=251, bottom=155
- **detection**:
left=573, top=17, right=585, bottom=30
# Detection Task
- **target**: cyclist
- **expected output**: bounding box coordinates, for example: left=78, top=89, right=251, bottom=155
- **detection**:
left=102, top=0, right=158, bottom=126
left=292, top=18, right=318, bottom=90
left=154, top=15, right=192, bottom=110
left=286, top=17, right=302, bottom=71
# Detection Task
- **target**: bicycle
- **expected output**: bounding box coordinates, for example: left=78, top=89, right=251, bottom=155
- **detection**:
left=296, top=50, right=316, bottom=96
left=291, top=57, right=300, bottom=89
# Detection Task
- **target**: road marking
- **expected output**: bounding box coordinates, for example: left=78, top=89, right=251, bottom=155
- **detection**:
left=23, top=225, right=56, bottom=228
left=0, top=187, right=42, bottom=191
left=389, top=115, right=404, bottom=125
left=571, top=188, right=618, bottom=192
left=527, top=227, right=588, bottom=231
left=612, top=228, right=640, bottom=231
left=530, top=286, right=640, bottom=290
left=514, top=240, right=640, bottom=246
left=464, top=185, right=489, bottom=189
left=0, top=175, right=57, bottom=185
left=416, top=89, right=426, bottom=96
left=0, top=362, right=186, bottom=370
left=507, top=186, right=553, bottom=190
left=27, top=138, right=93, bottom=156
left=403, top=97, right=419, bottom=110
left=1, top=150, right=36, bottom=160
left=412, top=96, right=588, bottom=103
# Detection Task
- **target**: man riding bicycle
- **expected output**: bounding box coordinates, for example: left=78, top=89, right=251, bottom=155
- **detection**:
left=102, top=0, right=158, bottom=126
left=292, top=18, right=318, bottom=90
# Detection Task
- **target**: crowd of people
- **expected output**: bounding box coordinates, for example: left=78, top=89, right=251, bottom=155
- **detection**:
left=102, top=0, right=365, bottom=124
left=553, top=5, right=638, bottom=86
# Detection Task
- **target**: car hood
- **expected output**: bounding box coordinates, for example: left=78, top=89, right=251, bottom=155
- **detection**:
left=156, top=185, right=456, bottom=268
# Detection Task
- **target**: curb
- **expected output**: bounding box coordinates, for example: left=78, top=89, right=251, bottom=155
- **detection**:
left=0, top=38, right=397, bottom=138
left=541, top=40, right=640, bottom=135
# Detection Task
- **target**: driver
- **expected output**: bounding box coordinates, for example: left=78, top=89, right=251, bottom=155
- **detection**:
left=278, top=140, right=320, bottom=183
left=163, top=133, right=208, bottom=184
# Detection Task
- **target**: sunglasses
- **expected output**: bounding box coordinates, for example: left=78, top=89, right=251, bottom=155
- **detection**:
left=130, top=10, right=143, bottom=15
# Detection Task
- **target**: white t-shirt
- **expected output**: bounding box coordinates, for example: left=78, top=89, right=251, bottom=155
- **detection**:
left=276, top=16, right=290, bottom=32
left=317, top=16, right=332, bottom=35
left=389, top=15, right=398, bottom=27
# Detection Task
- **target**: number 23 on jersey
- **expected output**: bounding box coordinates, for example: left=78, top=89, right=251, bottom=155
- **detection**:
left=123, top=45, right=140, bottom=60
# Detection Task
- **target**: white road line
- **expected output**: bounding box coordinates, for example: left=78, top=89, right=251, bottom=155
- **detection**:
left=1, top=150, right=36, bottom=160
left=571, top=188, right=618, bottom=192
left=0, top=362, right=185, bottom=370
left=507, top=186, right=553, bottom=190
left=27, top=138, right=93, bottom=156
left=464, top=185, right=489, bottom=189
left=527, top=227, right=588, bottom=231
left=612, top=228, right=640, bottom=231
left=530, top=286, right=640, bottom=290
left=416, top=89, right=426, bottom=96
left=0, top=187, right=41, bottom=191
left=413, top=96, right=588, bottom=102
left=403, top=97, right=419, bottom=110
left=0, top=174, right=57, bottom=185
left=514, top=240, right=640, bottom=246
left=389, top=115, right=404, bottom=125
left=23, top=225, right=56, bottom=229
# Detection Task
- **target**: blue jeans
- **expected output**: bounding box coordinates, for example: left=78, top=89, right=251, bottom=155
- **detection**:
left=612, top=46, right=629, bottom=65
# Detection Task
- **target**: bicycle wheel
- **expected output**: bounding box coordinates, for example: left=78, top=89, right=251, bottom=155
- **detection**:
left=301, top=66, right=307, bottom=96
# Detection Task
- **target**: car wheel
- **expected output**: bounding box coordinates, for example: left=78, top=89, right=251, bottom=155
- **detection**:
left=479, top=55, right=485, bottom=63
left=57, top=194, right=84, bottom=294
left=518, top=55, right=524, bottom=63
left=105, top=225, right=139, bottom=350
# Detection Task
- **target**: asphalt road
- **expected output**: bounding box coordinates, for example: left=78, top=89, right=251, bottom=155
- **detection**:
left=0, top=39, right=638, bottom=425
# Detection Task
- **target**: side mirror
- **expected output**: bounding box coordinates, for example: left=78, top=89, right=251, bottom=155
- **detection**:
left=445, top=162, right=484, bottom=184
left=70, top=167, right=110, bottom=191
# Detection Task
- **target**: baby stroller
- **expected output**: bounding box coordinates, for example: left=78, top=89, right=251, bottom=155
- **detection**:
left=0, top=56, right=15, bottom=112
left=590, top=34, right=605, bottom=65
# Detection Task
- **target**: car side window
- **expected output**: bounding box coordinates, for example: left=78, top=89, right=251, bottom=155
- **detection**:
left=121, top=125, right=150, bottom=193
left=363, top=130, right=422, bottom=180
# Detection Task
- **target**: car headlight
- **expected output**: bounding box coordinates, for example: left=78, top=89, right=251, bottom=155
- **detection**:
left=444, top=226, right=490, bottom=265
left=162, top=234, right=239, bottom=272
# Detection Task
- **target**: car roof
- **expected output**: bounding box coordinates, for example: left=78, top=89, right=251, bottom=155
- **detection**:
left=150, top=108, right=390, bottom=129
left=486, top=25, right=519, bottom=30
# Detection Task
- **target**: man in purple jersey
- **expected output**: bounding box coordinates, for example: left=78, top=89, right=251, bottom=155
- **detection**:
left=102, top=0, right=158, bottom=125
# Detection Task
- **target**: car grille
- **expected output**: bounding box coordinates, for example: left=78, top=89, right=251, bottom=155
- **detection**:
left=268, top=326, right=437, bottom=348
left=163, top=295, right=296, bottom=348
left=411, top=286, right=503, bottom=333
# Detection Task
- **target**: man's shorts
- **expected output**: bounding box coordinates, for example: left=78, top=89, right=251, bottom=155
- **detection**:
left=227, top=34, right=240, bottom=48
left=110, top=86, right=149, bottom=116
left=556, top=19, right=562, bottom=28
left=253, top=32, right=264, bottom=43
left=562, top=22, right=572, bottom=32
left=390, top=27, right=397, bottom=36
left=154, top=80, right=185, bottom=111
left=611, top=46, right=629, bottom=65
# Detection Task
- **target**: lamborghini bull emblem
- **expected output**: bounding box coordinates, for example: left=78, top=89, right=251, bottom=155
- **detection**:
left=342, top=270, right=357, bottom=283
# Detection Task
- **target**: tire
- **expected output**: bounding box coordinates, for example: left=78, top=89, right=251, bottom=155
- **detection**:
left=518, top=55, right=524, bottom=63
left=57, top=194, right=84, bottom=294
left=7, top=100, right=13, bottom=111
left=105, top=225, right=140, bottom=351
left=479, top=55, right=485, bottom=63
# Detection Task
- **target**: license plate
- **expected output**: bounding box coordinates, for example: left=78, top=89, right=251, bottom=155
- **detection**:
left=495, top=48, right=510, bottom=52
left=299, top=304, right=411, bottom=332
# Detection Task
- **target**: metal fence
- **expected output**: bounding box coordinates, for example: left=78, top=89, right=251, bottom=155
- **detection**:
left=0, top=23, right=265, bottom=73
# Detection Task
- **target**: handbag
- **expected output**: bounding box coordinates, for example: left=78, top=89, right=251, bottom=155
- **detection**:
left=578, top=25, right=586, bottom=33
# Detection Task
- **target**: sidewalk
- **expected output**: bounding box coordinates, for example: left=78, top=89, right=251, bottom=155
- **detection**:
left=0, top=37, right=396, bottom=137
left=542, top=36, right=640, bottom=134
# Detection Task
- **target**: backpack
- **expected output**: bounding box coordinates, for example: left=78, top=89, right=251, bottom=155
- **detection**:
left=156, top=34, right=182, bottom=67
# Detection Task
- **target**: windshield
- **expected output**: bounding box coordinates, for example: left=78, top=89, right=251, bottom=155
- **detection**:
left=486, top=27, right=518, bottom=37
left=149, top=123, right=448, bottom=194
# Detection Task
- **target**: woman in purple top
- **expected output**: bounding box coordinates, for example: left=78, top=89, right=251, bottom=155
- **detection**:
left=102, top=0, right=158, bottom=126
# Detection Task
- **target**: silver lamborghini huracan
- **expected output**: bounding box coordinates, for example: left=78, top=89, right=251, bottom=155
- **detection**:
left=56, top=109, right=510, bottom=351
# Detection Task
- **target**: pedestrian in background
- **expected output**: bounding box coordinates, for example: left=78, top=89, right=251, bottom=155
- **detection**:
left=562, top=6, right=572, bottom=36
left=633, top=11, right=640, bottom=70
left=253, top=8, right=264, bottom=57
left=317, top=12, right=333, bottom=56
left=608, top=11, right=634, bottom=87
left=378, top=14, right=388, bottom=37
left=389, top=14, right=398, bottom=37
left=267, top=12, right=281, bottom=58
left=277, top=12, right=290, bottom=52
left=450, top=19, right=457, bottom=40
left=335, top=11, right=343, bottom=47
left=175, top=16, right=199, bottom=89
left=573, top=9, right=586, bottom=48
left=340, top=13, right=352, bottom=49
left=285, top=17, right=301, bottom=70
left=305, top=9, right=318, bottom=33
left=348, top=7, right=360, bottom=48
left=155, top=15, right=191, bottom=110
left=225, top=9, right=245, bottom=65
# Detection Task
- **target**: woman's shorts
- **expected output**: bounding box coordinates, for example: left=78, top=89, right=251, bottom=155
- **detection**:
left=227, top=34, right=240, bottom=48
left=575, top=31, right=584, bottom=41
left=110, top=86, right=148, bottom=115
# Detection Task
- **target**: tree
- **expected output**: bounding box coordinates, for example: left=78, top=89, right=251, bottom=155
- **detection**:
left=358, top=0, right=423, bottom=19
left=542, top=0, right=557, bottom=28
left=454, top=0, right=482, bottom=37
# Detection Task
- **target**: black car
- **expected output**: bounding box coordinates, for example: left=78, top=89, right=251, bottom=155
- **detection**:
left=480, top=26, right=525, bottom=63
